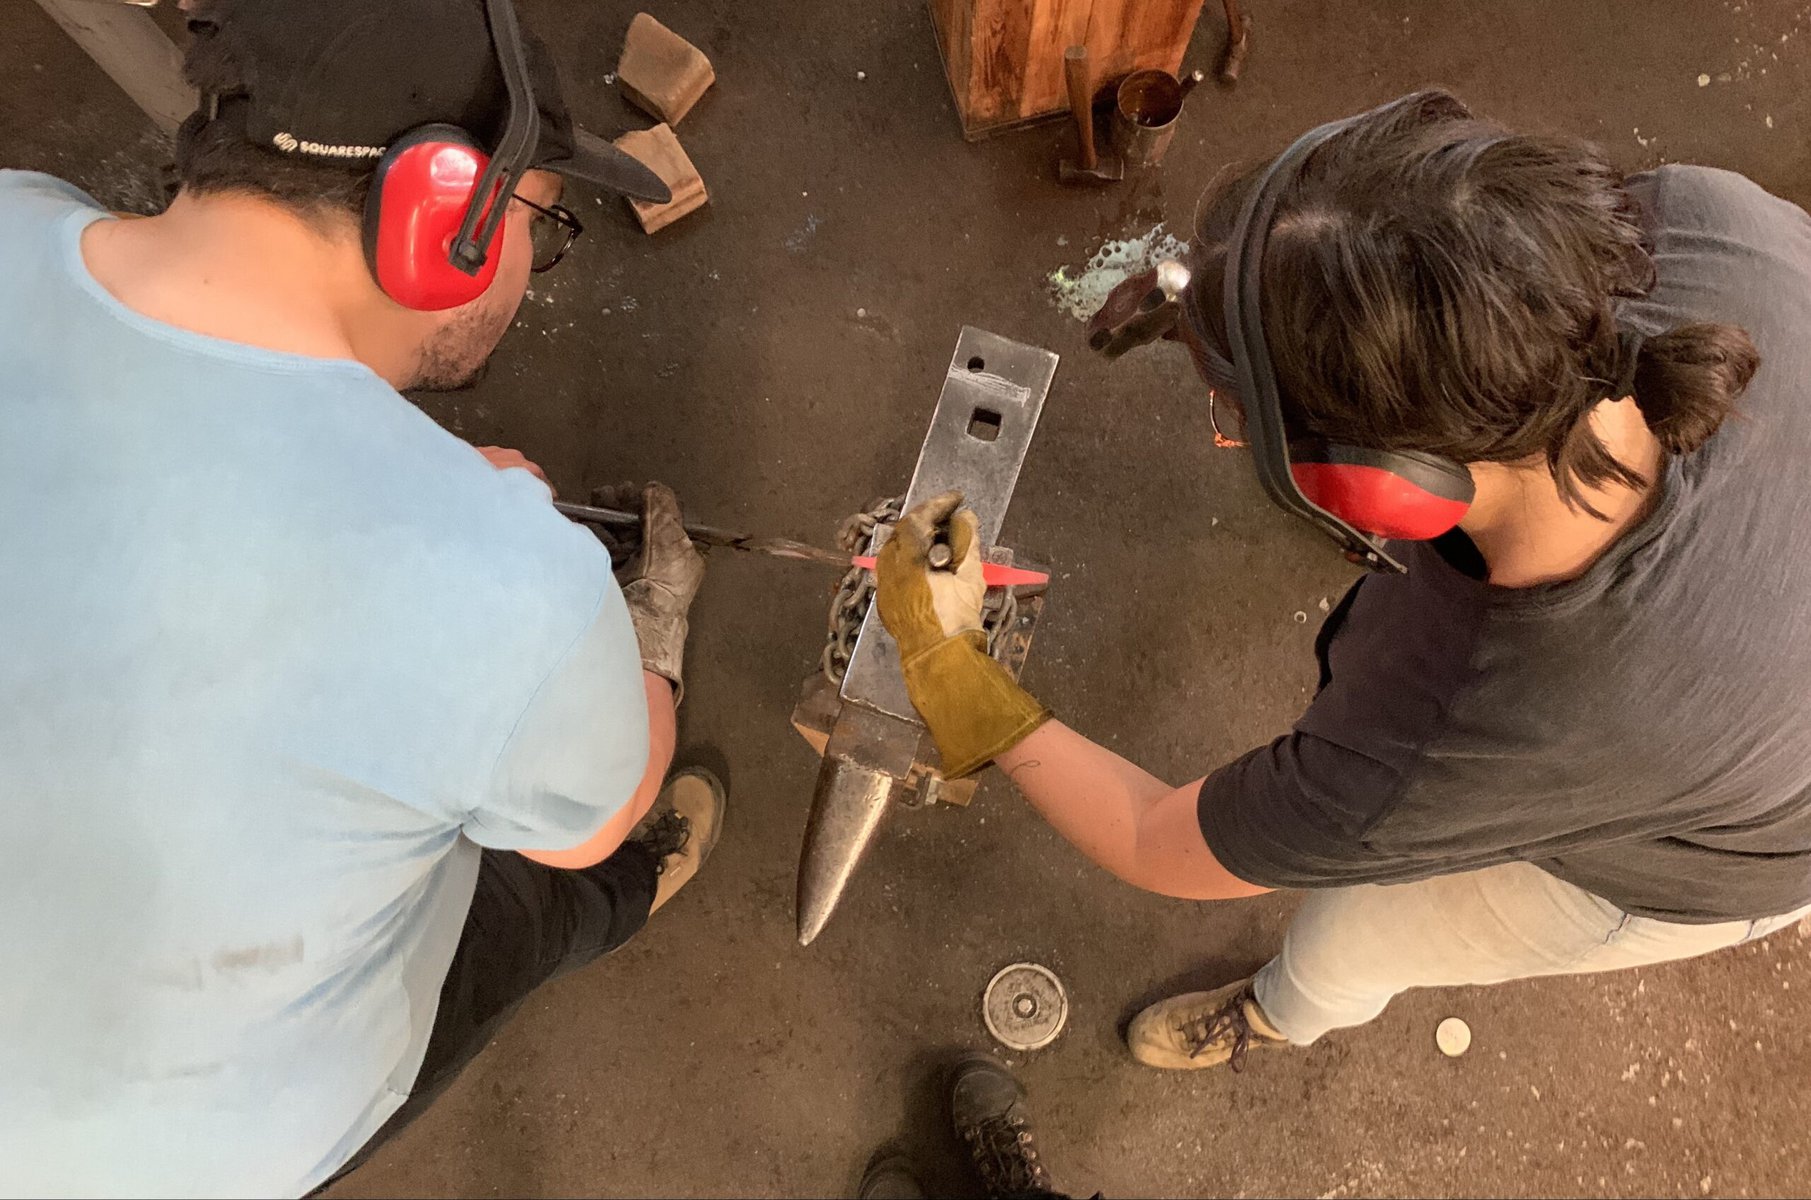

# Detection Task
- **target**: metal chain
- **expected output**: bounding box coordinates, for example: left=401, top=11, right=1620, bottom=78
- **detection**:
left=821, top=497, right=899, bottom=685
left=821, top=497, right=1021, bottom=686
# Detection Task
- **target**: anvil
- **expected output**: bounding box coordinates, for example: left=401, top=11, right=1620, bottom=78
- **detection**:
left=791, top=327, right=1058, bottom=946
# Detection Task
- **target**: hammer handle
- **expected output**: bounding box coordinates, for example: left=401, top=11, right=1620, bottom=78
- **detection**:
left=1063, top=46, right=1098, bottom=171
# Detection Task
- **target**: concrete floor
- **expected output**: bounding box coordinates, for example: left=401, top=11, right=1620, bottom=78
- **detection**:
left=8, top=0, right=1811, bottom=1195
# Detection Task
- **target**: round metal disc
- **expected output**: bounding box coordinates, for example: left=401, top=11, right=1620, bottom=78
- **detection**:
left=1436, top=1016, right=1472, bottom=1058
left=982, top=962, right=1069, bottom=1051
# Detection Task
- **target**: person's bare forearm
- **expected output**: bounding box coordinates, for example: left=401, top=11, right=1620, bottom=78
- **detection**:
left=519, top=671, right=675, bottom=869
left=996, top=721, right=1169, bottom=871
left=995, top=722, right=1268, bottom=901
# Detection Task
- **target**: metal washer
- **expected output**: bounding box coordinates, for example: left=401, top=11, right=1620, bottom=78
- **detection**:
left=982, top=962, right=1069, bottom=1051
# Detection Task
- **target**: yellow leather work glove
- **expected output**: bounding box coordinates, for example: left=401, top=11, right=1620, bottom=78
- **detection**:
left=875, top=491, right=1051, bottom=778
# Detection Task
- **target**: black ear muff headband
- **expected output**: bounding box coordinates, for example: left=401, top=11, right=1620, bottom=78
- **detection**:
left=1221, top=111, right=1412, bottom=573
left=448, top=0, right=539, bottom=276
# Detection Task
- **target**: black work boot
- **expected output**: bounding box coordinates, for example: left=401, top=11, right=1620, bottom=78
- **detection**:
left=950, top=1055, right=1063, bottom=1199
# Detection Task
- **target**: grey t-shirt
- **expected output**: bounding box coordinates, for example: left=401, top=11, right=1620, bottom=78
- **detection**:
left=1199, top=165, right=1811, bottom=924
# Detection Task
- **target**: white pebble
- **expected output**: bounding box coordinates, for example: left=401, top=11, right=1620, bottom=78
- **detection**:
left=1697, top=73, right=1711, bottom=86
left=856, top=70, right=867, bottom=80
left=1437, top=1016, right=1472, bottom=1057
left=856, top=307, right=867, bottom=318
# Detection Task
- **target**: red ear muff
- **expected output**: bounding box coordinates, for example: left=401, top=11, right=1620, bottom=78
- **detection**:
left=363, top=125, right=506, bottom=312
left=1288, top=441, right=1474, bottom=542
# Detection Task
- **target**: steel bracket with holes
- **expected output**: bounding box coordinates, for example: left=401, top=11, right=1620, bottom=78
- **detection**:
left=791, top=327, right=1057, bottom=946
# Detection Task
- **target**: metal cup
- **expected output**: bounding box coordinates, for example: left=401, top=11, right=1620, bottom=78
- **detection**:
left=1111, top=67, right=1204, bottom=168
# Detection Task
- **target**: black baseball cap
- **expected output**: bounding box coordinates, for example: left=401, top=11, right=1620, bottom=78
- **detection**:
left=187, top=0, right=671, bottom=204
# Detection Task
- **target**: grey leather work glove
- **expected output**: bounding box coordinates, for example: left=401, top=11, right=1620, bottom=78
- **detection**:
left=592, top=482, right=706, bottom=704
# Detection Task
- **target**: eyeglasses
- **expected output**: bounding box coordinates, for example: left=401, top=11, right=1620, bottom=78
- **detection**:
left=512, top=194, right=584, bottom=273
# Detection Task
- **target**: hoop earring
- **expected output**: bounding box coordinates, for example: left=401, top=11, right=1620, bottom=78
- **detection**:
left=1209, top=390, right=1248, bottom=449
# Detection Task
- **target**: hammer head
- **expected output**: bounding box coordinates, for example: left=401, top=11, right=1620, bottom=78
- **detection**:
left=1087, top=261, right=1190, bottom=357
left=1059, top=154, right=1124, bottom=185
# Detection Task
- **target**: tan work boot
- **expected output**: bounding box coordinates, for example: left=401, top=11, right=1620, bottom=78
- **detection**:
left=629, top=767, right=726, bottom=913
left=1127, top=977, right=1289, bottom=1071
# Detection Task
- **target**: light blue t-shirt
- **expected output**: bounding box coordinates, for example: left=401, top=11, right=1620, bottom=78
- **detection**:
left=0, top=172, right=649, bottom=1197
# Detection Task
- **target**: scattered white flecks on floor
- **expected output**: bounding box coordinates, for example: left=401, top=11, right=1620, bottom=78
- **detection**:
left=783, top=214, right=821, bottom=253
left=1045, top=224, right=1188, bottom=321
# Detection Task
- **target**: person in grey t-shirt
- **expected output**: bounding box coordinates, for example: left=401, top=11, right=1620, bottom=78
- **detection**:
left=871, top=90, right=1811, bottom=1074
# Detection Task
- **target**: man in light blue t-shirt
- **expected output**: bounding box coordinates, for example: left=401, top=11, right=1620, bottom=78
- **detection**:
left=0, top=2, right=727, bottom=1195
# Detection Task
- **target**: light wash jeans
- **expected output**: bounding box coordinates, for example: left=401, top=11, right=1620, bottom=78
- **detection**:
left=1254, top=860, right=1811, bottom=1045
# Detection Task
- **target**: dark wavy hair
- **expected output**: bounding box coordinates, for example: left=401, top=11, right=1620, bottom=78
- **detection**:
left=1184, top=89, right=1759, bottom=517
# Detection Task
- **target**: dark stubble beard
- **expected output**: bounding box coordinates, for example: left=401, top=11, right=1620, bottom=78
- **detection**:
left=407, top=296, right=514, bottom=392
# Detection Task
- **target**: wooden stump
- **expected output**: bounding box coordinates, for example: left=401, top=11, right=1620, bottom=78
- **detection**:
left=928, top=0, right=1206, bottom=140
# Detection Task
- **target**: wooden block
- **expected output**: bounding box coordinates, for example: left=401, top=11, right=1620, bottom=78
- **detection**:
left=791, top=675, right=841, bottom=758
left=613, top=123, right=708, bottom=233
left=616, top=13, right=715, bottom=126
